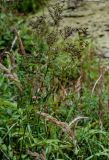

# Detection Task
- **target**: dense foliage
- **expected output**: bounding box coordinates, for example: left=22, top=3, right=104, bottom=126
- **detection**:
left=1, top=0, right=48, bottom=13
left=17, top=0, right=48, bottom=13
left=1, top=2, right=109, bottom=160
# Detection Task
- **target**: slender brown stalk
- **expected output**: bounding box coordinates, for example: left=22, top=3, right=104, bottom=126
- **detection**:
left=14, top=28, right=26, bottom=55
left=98, top=64, right=105, bottom=122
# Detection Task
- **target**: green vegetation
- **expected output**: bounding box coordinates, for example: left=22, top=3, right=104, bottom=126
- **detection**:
left=17, top=0, right=48, bottom=13
left=1, top=2, right=109, bottom=160
left=1, top=0, right=48, bottom=13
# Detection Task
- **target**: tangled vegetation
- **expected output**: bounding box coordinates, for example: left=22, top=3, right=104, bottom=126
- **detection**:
left=1, top=1, right=109, bottom=160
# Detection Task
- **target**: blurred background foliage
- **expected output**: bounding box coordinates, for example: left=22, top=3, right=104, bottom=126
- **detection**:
left=1, top=0, right=49, bottom=13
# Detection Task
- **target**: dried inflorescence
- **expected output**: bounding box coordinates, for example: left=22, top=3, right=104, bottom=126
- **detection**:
left=78, top=27, right=89, bottom=38
left=48, top=2, right=63, bottom=26
left=46, top=31, right=58, bottom=46
left=60, top=26, right=74, bottom=40
left=30, top=16, right=48, bottom=36
left=64, top=42, right=81, bottom=58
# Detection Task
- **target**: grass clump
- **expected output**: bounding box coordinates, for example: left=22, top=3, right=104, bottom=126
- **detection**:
left=1, top=3, right=109, bottom=160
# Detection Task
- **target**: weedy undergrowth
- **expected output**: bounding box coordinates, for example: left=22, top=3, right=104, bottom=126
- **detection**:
left=1, top=2, right=109, bottom=160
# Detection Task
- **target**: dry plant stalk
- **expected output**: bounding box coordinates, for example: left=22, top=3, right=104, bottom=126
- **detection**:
left=107, top=99, right=109, bottom=112
left=105, top=67, right=109, bottom=113
left=91, top=74, right=103, bottom=96
left=69, top=116, right=88, bottom=127
left=91, top=66, right=109, bottom=96
left=0, top=62, right=22, bottom=92
left=37, top=111, right=87, bottom=140
left=37, top=111, right=74, bottom=139
left=60, top=85, right=67, bottom=100
left=27, top=150, right=46, bottom=160
left=14, top=28, right=26, bottom=55
left=91, top=65, right=109, bottom=116
left=98, top=67, right=104, bottom=116
left=74, top=76, right=82, bottom=96
left=10, top=35, right=18, bottom=52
